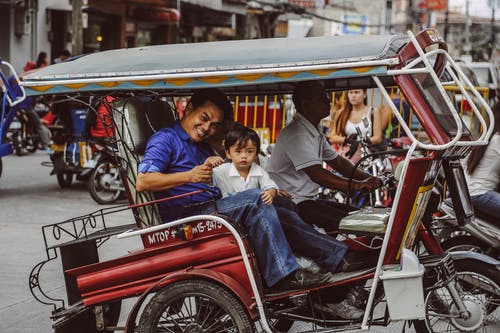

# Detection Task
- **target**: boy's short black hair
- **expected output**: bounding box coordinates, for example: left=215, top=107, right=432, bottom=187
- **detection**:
left=189, top=88, right=233, bottom=121
left=224, top=125, right=261, bottom=153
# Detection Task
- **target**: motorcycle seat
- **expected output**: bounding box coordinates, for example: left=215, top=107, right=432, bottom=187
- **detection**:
left=338, top=207, right=391, bottom=235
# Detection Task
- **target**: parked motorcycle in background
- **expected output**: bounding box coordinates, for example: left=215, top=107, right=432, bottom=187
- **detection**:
left=88, top=140, right=124, bottom=205
left=45, top=97, right=125, bottom=204
left=8, top=107, right=42, bottom=155
left=426, top=160, right=500, bottom=259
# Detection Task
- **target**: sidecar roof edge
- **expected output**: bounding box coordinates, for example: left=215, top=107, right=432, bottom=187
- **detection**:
left=22, top=34, right=407, bottom=96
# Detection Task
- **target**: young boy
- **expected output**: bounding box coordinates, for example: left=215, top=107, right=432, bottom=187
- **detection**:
left=211, top=126, right=364, bottom=319
left=212, top=126, right=278, bottom=205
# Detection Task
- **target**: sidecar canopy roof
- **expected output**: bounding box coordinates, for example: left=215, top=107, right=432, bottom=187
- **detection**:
left=22, top=34, right=407, bottom=96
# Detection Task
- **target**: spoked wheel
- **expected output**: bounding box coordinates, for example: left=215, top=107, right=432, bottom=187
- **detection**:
left=88, top=161, right=122, bottom=205
left=414, top=260, right=500, bottom=333
left=57, top=172, right=73, bottom=188
left=138, top=279, right=253, bottom=333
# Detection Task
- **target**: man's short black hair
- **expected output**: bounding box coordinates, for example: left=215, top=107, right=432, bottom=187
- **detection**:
left=189, top=88, right=233, bottom=121
left=292, top=80, right=324, bottom=113
left=224, top=125, right=261, bottom=153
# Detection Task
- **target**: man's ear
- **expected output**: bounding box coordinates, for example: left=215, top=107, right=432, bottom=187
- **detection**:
left=184, top=101, right=193, bottom=115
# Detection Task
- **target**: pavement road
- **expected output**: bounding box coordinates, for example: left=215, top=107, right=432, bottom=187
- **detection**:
left=0, top=152, right=415, bottom=333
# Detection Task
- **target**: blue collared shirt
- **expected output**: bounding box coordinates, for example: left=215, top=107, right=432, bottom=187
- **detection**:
left=138, top=122, right=221, bottom=221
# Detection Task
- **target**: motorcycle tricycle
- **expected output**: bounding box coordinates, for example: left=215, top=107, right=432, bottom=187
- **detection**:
left=0, top=59, right=27, bottom=179
left=23, top=29, right=498, bottom=333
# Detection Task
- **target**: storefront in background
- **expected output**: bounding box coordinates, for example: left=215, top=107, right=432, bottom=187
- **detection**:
left=85, top=0, right=179, bottom=53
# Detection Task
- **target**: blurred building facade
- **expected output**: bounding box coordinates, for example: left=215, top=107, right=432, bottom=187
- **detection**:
left=0, top=0, right=498, bottom=73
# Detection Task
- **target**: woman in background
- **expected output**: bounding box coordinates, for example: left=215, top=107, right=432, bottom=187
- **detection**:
left=327, top=89, right=382, bottom=161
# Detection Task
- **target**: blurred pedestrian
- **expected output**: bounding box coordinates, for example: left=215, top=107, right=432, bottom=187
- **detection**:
left=53, top=50, right=71, bottom=64
left=35, top=52, right=48, bottom=68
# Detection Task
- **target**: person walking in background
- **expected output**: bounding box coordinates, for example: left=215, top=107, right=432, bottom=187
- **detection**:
left=53, top=50, right=71, bottom=64
left=23, top=51, right=49, bottom=73
left=36, top=52, right=48, bottom=68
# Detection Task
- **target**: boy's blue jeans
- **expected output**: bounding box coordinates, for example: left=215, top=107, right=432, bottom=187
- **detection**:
left=274, top=196, right=348, bottom=273
left=176, top=189, right=298, bottom=287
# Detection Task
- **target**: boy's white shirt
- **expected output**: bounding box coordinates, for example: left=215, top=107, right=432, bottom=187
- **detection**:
left=213, top=162, right=278, bottom=197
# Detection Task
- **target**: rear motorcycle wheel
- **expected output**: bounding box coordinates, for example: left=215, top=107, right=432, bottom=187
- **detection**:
left=88, top=161, right=122, bottom=205
left=413, top=259, right=500, bottom=333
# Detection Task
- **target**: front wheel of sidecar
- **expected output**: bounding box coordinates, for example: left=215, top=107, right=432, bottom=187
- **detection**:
left=138, top=279, right=253, bottom=333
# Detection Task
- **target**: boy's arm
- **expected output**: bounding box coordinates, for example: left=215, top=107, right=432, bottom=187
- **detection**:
left=259, top=165, right=279, bottom=192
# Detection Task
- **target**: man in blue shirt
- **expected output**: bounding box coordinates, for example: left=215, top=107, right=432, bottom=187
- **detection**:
left=136, top=89, right=331, bottom=290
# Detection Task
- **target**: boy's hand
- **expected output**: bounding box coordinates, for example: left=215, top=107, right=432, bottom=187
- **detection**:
left=204, top=156, right=224, bottom=168
left=261, top=188, right=277, bottom=205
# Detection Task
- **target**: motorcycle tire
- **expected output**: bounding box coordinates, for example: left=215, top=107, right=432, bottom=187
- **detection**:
left=138, top=279, right=253, bottom=333
left=413, top=258, right=500, bottom=333
left=25, top=134, right=38, bottom=153
left=57, top=173, right=73, bottom=188
left=12, top=133, right=23, bottom=156
left=88, top=161, right=122, bottom=205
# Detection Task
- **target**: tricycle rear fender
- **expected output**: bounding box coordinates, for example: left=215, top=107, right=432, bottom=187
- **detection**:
left=123, top=268, right=257, bottom=333
left=449, top=250, right=500, bottom=267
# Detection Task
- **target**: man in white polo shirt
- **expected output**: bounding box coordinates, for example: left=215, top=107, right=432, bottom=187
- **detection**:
left=267, top=80, right=382, bottom=233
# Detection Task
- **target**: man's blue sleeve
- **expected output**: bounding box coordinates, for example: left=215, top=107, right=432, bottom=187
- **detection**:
left=138, top=131, right=173, bottom=173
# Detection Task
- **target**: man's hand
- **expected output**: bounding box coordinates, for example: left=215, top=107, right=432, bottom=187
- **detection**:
left=344, top=133, right=358, bottom=145
left=204, top=156, right=224, bottom=168
left=352, top=177, right=383, bottom=193
left=261, top=188, right=277, bottom=205
left=189, top=164, right=213, bottom=183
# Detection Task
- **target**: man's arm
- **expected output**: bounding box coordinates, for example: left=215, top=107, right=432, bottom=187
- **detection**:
left=302, top=155, right=382, bottom=193
left=302, top=164, right=374, bottom=193
left=326, top=155, right=372, bottom=181
left=136, top=164, right=213, bottom=192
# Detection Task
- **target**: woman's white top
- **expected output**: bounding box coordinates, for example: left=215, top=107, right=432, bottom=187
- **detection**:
left=344, top=107, right=373, bottom=139
left=465, top=133, right=500, bottom=197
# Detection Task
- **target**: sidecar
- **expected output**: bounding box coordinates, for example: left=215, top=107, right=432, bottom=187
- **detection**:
left=24, top=29, right=497, bottom=333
